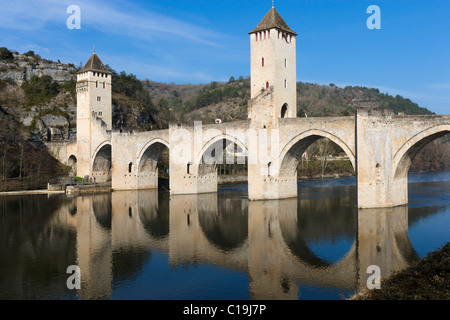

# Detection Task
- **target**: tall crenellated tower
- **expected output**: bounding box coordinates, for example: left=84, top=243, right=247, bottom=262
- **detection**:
left=76, top=51, right=112, bottom=178
left=247, top=6, right=298, bottom=201
left=248, top=6, right=297, bottom=123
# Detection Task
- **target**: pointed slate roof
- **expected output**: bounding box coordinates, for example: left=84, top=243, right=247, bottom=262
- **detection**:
left=249, top=7, right=297, bottom=35
left=78, top=53, right=111, bottom=74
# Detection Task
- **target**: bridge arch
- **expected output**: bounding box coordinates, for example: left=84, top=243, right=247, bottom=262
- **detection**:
left=68, top=155, right=77, bottom=177
left=394, top=124, right=450, bottom=180
left=137, top=138, right=170, bottom=162
left=196, top=134, right=248, bottom=165
left=278, top=129, right=356, bottom=178
left=91, top=140, right=111, bottom=159
left=196, top=133, right=248, bottom=177
left=92, top=143, right=112, bottom=182
left=137, top=138, right=170, bottom=189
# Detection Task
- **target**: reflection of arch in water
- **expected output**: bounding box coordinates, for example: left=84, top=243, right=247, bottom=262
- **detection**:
left=279, top=197, right=357, bottom=268
left=92, top=194, right=112, bottom=230
left=138, top=191, right=170, bottom=240
left=112, top=248, right=152, bottom=283
left=68, top=197, right=77, bottom=216
left=197, top=193, right=249, bottom=252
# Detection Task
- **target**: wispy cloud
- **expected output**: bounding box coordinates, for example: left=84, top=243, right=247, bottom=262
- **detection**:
left=426, top=83, right=450, bottom=91
left=0, top=0, right=223, bottom=46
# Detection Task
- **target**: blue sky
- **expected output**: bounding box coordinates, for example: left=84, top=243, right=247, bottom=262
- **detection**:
left=0, top=0, right=449, bottom=114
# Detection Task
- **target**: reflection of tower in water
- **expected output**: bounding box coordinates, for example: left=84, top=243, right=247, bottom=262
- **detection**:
left=357, top=206, right=419, bottom=290
left=66, top=194, right=112, bottom=300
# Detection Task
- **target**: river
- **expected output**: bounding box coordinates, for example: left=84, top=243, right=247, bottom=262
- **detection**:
left=0, top=171, right=449, bottom=300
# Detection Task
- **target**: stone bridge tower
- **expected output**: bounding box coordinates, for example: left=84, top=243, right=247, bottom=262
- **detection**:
left=248, top=6, right=298, bottom=200
left=248, top=6, right=297, bottom=123
left=76, top=51, right=112, bottom=179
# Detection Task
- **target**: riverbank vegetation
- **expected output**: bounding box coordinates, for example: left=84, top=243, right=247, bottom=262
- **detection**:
left=352, top=243, right=450, bottom=300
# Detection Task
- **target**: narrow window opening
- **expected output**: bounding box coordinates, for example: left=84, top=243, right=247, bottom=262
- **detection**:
left=128, top=162, right=133, bottom=173
left=268, top=162, right=272, bottom=177
left=262, top=57, right=264, bottom=67
left=96, top=81, right=98, bottom=88
left=281, top=103, right=288, bottom=118
left=187, top=162, right=191, bottom=174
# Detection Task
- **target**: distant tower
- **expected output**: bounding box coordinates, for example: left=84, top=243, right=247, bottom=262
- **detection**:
left=76, top=51, right=112, bottom=178
left=248, top=6, right=297, bottom=121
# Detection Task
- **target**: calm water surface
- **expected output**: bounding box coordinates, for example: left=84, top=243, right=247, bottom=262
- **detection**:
left=0, top=171, right=449, bottom=300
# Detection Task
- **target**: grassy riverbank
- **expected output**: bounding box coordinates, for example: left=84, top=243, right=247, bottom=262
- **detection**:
left=352, top=243, right=450, bottom=300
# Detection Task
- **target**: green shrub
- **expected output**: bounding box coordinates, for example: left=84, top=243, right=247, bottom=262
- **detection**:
left=21, top=75, right=60, bottom=106
left=0, top=47, right=14, bottom=61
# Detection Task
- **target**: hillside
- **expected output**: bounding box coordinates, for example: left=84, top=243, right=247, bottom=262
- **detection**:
left=0, top=47, right=438, bottom=133
left=143, top=77, right=434, bottom=127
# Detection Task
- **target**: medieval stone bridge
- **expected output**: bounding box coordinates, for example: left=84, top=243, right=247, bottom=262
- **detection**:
left=50, top=7, right=449, bottom=209
left=59, top=106, right=449, bottom=209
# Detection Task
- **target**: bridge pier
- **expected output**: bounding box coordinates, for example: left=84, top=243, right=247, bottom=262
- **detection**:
left=356, top=107, right=407, bottom=208
left=169, top=163, right=218, bottom=195
left=248, top=165, right=297, bottom=200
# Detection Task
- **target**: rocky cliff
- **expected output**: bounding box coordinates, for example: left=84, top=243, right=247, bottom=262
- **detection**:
left=0, top=52, right=76, bottom=84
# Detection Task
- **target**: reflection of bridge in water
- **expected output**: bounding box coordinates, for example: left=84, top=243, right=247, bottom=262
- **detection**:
left=56, top=190, right=419, bottom=300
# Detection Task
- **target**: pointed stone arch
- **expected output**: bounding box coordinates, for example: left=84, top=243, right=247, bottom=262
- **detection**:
left=137, top=139, right=170, bottom=189
left=279, top=129, right=356, bottom=178
left=393, top=124, right=450, bottom=180
left=92, top=143, right=111, bottom=182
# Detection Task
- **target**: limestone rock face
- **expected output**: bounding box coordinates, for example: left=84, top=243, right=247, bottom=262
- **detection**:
left=0, top=53, right=76, bottom=84
left=41, top=114, right=69, bottom=127
left=26, top=114, right=71, bottom=142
